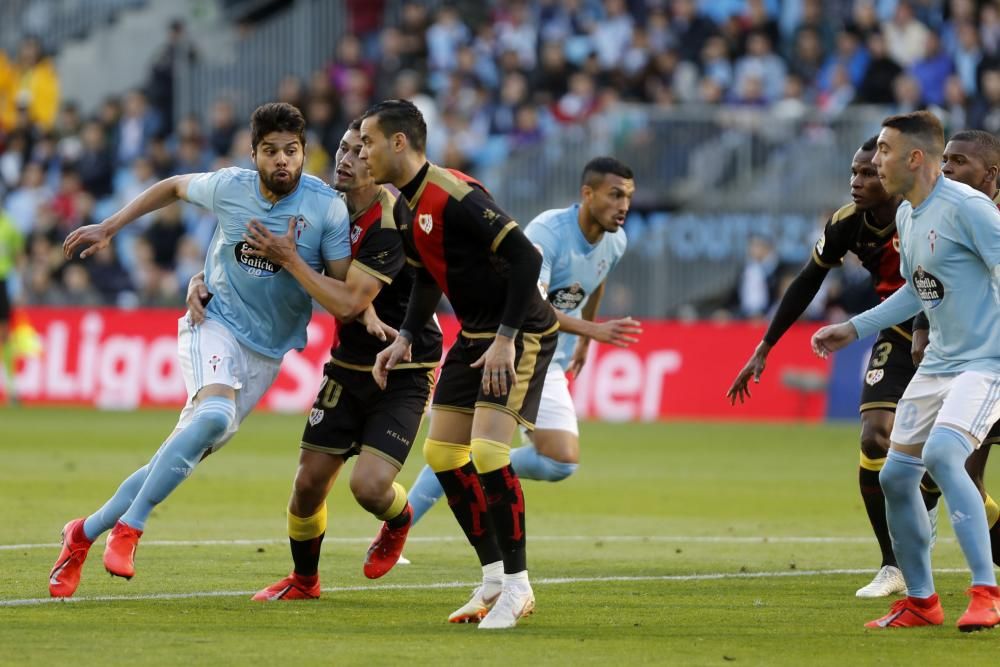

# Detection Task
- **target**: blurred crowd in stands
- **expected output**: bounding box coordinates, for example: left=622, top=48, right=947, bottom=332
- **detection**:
left=2, top=0, right=999, bottom=317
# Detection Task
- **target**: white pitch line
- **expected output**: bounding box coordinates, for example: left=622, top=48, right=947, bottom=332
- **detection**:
left=0, top=568, right=970, bottom=608
left=0, top=535, right=958, bottom=551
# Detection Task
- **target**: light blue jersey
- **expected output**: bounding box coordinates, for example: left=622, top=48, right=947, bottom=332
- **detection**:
left=851, top=175, right=1000, bottom=374
left=185, top=167, right=350, bottom=358
left=525, top=204, right=628, bottom=371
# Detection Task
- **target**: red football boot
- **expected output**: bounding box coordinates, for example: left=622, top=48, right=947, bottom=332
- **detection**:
left=49, top=518, right=93, bottom=598
left=865, top=594, right=944, bottom=628
left=957, top=585, right=1000, bottom=632
left=103, top=521, right=143, bottom=579
left=251, top=573, right=321, bottom=601
left=363, top=503, right=412, bottom=579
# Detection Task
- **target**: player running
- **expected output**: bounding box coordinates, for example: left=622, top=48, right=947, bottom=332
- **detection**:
left=405, top=157, right=641, bottom=527
left=226, top=118, right=442, bottom=600
left=361, top=99, right=558, bottom=629
left=813, top=111, right=1000, bottom=631
left=49, top=103, right=352, bottom=597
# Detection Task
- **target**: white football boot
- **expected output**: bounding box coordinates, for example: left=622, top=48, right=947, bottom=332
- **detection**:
left=855, top=565, right=907, bottom=598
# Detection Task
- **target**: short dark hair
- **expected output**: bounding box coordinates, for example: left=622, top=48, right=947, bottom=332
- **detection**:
left=349, top=117, right=363, bottom=132
left=360, top=99, right=427, bottom=152
left=949, top=129, right=1000, bottom=169
left=581, top=156, right=634, bottom=187
left=881, top=111, right=945, bottom=157
left=860, top=135, right=879, bottom=152
left=250, top=102, right=306, bottom=151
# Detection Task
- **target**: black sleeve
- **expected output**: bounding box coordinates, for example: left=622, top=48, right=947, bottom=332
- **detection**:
left=913, top=311, right=929, bottom=331
left=401, top=265, right=443, bottom=335
left=762, top=260, right=830, bottom=346
left=455, top=185, right=541, bottom=331
left=494, top=225, right=543, bottom=331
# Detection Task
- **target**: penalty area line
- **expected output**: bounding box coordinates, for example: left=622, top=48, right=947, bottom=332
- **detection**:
left=0, top=568, right=969, bottom=607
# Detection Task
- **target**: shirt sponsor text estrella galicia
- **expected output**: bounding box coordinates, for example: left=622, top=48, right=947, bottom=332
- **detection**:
left=912, top=265, right=944, bottom=308
left=235, top=240, right=281, bottom=277
left=549, top=283, right=587, bottom=311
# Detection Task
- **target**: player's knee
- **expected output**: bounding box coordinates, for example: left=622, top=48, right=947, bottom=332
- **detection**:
left=423, top=438, right=471, bottom=472
left=470, top=438, right=510, bottom=474
left=859, top=429, right=890, bottom=460
left=349, top=474, right=392, bottom=512
left=878, top=458, right=911, bottom=497
left=192, top=396, right=236, bottom=444
left=291, top=469, right=329, bottom=511
left=922, top=429, right=971, bottom=477
left=544, top=458, right=578, bottom=481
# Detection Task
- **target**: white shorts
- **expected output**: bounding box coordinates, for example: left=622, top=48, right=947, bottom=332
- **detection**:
left=530, top=364, right=579, bottom=435
left=891, top=370, right=1000, bottom=446
left=175, top=316, right=282, bottom=452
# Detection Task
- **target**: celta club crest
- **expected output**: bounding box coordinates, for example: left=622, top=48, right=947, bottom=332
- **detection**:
left=928, top=229, right=937, bottom=253
left=597, top=259, right=608, bottom=277
left=208, top=354, right=222, bottom=373
left=295, top=216, right=308, bottom=240
left=419, top=214, right=433, bottom=234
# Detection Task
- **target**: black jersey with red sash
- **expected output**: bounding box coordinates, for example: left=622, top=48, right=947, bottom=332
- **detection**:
left=393, top=163, right=556, bottom=334
left=812, top=202, right=912, bottom=335
left=332, top=186, right=442, bottom=369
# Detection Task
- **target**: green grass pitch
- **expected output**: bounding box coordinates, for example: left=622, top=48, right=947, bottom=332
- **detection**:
left=1, top=407, right=998, bottom=665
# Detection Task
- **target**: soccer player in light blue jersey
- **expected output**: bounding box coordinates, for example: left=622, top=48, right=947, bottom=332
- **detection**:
left=49, top=103, right=353, bottom=598
left=406, top=157, right=642, bottom=528
left=813, top=111, right=1000, bottom=631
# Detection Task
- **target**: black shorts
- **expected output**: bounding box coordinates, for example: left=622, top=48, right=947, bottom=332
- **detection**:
left=859, top=328, right=916, bottom=413
left=300, top=362, right=434, bottom=469
left=432, top=324, right=558, bottom=429
left=0, top=279, right=9, bottom=323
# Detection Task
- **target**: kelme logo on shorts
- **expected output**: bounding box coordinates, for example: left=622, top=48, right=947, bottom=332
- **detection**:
left=912, top=265, right=944, bottom=308
left=234, top=242, right=281, bottom=277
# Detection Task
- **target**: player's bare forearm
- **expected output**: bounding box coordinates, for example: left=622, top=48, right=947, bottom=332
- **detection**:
left=110, top=175, right=192, bottom=233
left=64, top=175, right=192, bottom=259
left=553, top=309, right=599, bottom=337
left=287, top=261, right=380, bottom=322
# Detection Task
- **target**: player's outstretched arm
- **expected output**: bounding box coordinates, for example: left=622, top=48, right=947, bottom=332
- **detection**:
left=63, top=174, right=195, bottom=259
left=243, top=217, right=381, bottom=322
left=554, top=281, right=643, bottom=347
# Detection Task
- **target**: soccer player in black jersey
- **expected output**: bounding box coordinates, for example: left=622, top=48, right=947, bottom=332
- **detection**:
left=360, top=99, right=558, bottom=629
left=728, top=135, right=924, bottom=598
left=186, top=119, right=442, bottom=600
left=911, top=129, right=1000, bottom=567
